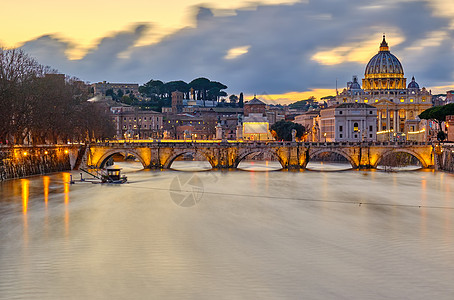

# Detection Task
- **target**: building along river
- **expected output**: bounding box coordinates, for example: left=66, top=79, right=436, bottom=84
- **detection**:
left=1, top=161, right=454, bottom=299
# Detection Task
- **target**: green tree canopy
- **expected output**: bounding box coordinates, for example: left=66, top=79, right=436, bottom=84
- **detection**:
left=270, top=120, right=305, bottom=141
left=419, top=103, right=454, bottom=141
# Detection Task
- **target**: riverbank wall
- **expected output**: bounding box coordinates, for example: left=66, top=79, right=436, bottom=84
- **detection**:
left=437, top=143, right=454, bottom=173
left=0, top=145, right=82, bottom=181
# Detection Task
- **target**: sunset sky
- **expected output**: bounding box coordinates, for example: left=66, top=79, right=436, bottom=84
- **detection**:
left=2, top=0, right=454, bottom=104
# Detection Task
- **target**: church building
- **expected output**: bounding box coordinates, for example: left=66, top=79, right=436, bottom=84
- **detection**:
left=334, top=35, right=432, bottom=141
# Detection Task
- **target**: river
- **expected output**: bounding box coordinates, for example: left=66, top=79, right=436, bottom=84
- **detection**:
left=1, top=162, right=454, bottom=299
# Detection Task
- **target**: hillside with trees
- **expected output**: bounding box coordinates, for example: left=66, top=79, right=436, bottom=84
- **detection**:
left=135, top=77, right=229, bottom=111
left=288, top=96, right=325, bottom=111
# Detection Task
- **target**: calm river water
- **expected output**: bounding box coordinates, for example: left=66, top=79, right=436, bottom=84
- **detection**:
left=1, top=161, right=454, bottom=299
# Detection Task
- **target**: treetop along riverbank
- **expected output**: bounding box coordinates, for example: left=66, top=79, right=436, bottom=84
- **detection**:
left=0, top=48, right=114, bottom=145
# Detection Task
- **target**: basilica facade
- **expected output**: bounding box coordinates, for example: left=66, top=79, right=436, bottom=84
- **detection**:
left=334, top=35, right=432, bottom=141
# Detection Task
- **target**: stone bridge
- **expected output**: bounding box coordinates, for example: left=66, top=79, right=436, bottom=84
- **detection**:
left=82, top=141, right=435, bottom=170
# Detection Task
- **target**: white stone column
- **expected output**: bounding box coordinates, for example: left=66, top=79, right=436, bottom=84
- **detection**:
left=394, top=110, right=398, bottom=133
left=378, top=110, right=382, bottom=131
left=387, top=110, right=390, bottom=130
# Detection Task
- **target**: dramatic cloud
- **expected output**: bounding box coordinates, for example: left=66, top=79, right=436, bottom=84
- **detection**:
left=20, top=0, right=454, bottom=100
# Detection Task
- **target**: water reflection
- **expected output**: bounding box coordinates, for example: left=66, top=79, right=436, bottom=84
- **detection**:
left=170, top=160, right=212, bottom=171
left=62, top=173, right=71, bottom=237
left=237, top=161, right=282, bottom=171
left=21, top=179, right=29, bottom=215
left=306, top=161, right=352, bottom=171
left=1, top=163, right=454, bottom=299
left=43, top=176, right=49, bottom=206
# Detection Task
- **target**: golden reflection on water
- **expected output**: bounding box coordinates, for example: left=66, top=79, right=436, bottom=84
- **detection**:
left=21, top=179, right=29, bottom=215
left=21, top=179, right=29, bottom=246
left=62, top=173, right=71, bottom=237
left=420, top=178, right=427, bottom=238
left=43, top=176, right=50, bottom=237
left=43, top=176, right=50, bottom=207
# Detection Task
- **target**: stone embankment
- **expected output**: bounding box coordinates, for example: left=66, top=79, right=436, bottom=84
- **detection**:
left=437, top=143, right=454, bottom=173
left=0, top=145, right=83, bottom=181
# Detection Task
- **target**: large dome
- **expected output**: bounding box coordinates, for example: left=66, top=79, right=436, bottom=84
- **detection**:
left=365, top=36, right=404, bottom=75
left=362, top=35, right=407, bottom=90
left=364, top=35, right=404, bottom=76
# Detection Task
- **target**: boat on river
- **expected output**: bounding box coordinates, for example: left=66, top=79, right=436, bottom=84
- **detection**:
left=73, top=165, right=127, bottom=184
left=101, top=165, right=128, bottom=184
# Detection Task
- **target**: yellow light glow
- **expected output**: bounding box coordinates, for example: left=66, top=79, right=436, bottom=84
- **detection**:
left=64, top=150, right=69, bottom=154
left=44, top=151, right=48, bottom=155
left=23, top=151, right=28, bottom=156
left=311, top=33, right=405, bottom=65
left=22, top=179, right=29, bottom=215
left=407, top=128, right=426, bottom=134
left=250, top=89, right=336, bottom=105
left=377, top=129, right=394, bottom=134
left=224, top=46, right=250, bottom=59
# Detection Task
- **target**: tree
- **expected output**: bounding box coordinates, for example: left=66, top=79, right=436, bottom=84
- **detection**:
left=117, top=89, right=124, bottom=98
left=229, top=94, right=238, bottom=104
left=207, top=81, right=228, bottom=101
left=189, top=77, right=211, bottom=101
left=419, top=103, right=454, bottom=141
left=270, top=120, right=305, bottom=141
left=139, top=79, right=164, bottom=98
left=0, top=48, right=115, bottom=144
left=239, top=93, right=244, bottom=108
left=105, top=88, right=115, bottom=98
left=163, top=80, right=189, bottom=98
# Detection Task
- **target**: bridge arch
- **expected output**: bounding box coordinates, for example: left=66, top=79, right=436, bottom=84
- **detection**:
left=308, top=148, right=357, bottom=169
left=235, top=149, right=284, bottom=169
left=96, top=149, right=148, bottom=169
left=374, top=149, right=428, bottom=168
left=163, top=149, right=215, bottom=169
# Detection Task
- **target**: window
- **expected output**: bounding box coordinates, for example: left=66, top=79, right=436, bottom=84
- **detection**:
left=339, top=111, right=343, bottom=115
left=369, top=134, right=372, bottom=138
left=339, top=125, right=343, bottom=132
left=369, top=125, right=373, bottom=132
left=369, top=111, right=373, bottom=114
left=354, top=122, right=359, bottom=132
left=340, top=134, right=343, bottom=138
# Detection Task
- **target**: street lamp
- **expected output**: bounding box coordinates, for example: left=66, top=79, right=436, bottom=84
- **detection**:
left=324, top=132, right=327, bottom=143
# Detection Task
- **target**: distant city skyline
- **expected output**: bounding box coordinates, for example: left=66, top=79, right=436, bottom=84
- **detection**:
left=2, top=0, right=454, bottom=104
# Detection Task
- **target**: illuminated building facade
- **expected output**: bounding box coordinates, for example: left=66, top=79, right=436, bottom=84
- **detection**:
left=319, top=103, right=377, bottom=142
left=242, top=97, right=273, bottom=140
left=335, top=35, right=432, bottom=141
